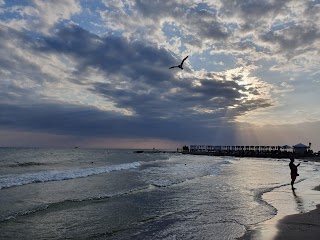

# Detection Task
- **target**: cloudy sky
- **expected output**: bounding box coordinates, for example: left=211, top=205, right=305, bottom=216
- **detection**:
left=1, top=0, right=320, bottom=150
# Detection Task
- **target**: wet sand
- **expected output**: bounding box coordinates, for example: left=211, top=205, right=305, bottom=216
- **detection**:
left=242, top=181, right=320, bottom=240
left=274, top=204, right=320, bottom=240
left=313, top=185, right=320, bottom=191
left=273, top=184, right=320, bottom=239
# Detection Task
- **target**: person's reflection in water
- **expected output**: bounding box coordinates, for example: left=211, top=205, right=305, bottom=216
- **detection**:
left=292, top=189, right=304, bottom=213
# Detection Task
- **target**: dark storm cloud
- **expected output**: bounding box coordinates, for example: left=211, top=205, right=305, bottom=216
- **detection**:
left=0, top=26, right=57, bottom=87
left=0, top=102, right=237, bottom=143
left=34, top=25, right=254, bottom=115
left=38, top=25, right=174, bottom=84
left=1, top=1, right=320, bottom=149
left=0, top=24, right=271, bottom=143
left=91, top=76, right=244, bottom=121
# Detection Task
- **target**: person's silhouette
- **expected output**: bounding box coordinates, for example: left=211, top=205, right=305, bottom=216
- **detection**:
left=289, top=158, right=300, bottom=190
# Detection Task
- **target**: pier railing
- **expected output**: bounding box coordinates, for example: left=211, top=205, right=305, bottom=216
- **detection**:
left=182, top=145, right=315, bottom=159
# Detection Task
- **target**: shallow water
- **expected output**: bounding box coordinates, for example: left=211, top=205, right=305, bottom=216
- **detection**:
left=0, top=148, right=319, bottom=239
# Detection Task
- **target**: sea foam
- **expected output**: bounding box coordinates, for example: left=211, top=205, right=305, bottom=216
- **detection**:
left=0, top=162, right=141, bottom=189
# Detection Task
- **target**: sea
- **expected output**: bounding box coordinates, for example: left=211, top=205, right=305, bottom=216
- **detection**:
left=0, top=148, right=319, bottom=240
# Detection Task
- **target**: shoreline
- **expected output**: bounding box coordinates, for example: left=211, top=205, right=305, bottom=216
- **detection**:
left=275, top=185, right=320, bottom=240
left=274, top=203, right=320, bottom=240
left=243, top=183, right=320, bottom=240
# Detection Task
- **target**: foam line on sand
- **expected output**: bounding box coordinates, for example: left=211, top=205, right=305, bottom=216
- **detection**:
left=241, top=181, right=320, bottom=240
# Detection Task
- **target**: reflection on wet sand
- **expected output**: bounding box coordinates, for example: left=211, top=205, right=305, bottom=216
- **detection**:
left=292, top=189, right=304, bottom=213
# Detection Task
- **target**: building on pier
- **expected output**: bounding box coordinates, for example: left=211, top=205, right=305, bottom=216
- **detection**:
left=292, top=143, right=311, bottom=155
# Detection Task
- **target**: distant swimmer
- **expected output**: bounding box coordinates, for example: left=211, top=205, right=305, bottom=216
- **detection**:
left=169, top=56, right=188, bottom=70
left=289, top=158, right=300, bottom=190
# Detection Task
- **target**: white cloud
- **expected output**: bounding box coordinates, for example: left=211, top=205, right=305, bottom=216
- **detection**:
left=95, top=0, right=320, bottom=76
left=32, top=0, right=81, bottom=33
left=0, top=0, right=81, bottom=33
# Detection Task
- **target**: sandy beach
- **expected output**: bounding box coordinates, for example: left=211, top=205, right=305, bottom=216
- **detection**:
left=275, top=203, right=320, bottom=240
left=273, top=178, right=320, bottom=240
left=242, top=166, right=320, bottom=240
left=267, top=184, right=320, bottom=240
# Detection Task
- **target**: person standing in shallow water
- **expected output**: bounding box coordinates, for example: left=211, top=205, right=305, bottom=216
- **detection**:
left=289, top=158, right=300, bottom=190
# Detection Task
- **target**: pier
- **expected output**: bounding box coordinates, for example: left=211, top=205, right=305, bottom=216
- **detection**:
left=181, top=143, right=320, bottom=160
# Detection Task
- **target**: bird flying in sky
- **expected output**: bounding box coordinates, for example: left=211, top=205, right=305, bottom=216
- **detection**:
left=169, top=56, right=188, bottom=70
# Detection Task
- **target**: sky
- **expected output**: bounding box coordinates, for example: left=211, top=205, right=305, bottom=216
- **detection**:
left=0, top=0, right=320, bottom=150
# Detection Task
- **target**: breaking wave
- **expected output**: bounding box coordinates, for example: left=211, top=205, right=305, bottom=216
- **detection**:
left=0, top=162, right=141, bottom=189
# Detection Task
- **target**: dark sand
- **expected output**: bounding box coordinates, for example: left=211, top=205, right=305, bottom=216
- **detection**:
left=241, top=182, right=320, bottom=240
left=274, top=185, right=320, bottom=240
left=313, top=185, right=320, bottom=191
left=274, top=204, right=320, bottom=240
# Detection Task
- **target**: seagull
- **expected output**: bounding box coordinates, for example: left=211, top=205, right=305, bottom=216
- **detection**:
left=169, top=56, right=188, bottom=70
